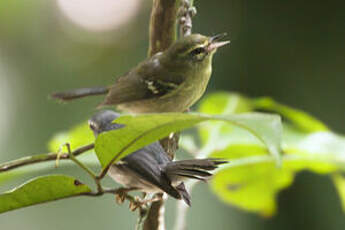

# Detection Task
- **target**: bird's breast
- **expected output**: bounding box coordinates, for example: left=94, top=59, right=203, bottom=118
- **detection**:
left=108, top=164, right=161, bottom=192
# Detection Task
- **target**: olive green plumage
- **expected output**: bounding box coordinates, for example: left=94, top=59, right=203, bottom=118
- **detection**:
left=52, top=33, right=229, bottom=112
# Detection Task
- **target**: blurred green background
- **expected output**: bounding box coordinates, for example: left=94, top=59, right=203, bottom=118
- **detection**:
left=0, top=0, right=344, bottom=229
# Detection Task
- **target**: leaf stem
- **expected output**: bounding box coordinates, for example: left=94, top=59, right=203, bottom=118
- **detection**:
left=62, top=143, right=105, bottom=193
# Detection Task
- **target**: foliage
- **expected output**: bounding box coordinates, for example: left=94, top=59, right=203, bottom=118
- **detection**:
left=196, top=92, right=345, bottom=215
left=0, top=91, right=344, bottom=217
left=95, top=112, right=282, bottom=169
left=0, top=175, right=91, bottom=214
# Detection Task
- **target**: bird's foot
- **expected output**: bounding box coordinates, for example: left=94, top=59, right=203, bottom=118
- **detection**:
left=114, top=187, right=134, bottom=204
left=129, top=194, right=163, bottom=212
left=129, top=196, right=144, bottom=212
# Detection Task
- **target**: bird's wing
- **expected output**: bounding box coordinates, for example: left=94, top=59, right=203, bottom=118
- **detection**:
left=122, top=145, right=181, bottom=199
left=101, top=56, right=184, bottom=106
left=101, top=71, right=150, bottom=105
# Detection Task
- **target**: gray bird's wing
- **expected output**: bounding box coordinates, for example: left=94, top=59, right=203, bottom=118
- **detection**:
left=122, top=142, right=181, bottom=199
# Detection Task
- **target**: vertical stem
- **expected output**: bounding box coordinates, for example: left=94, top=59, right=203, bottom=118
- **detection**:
left=136, top=208, right=149, bottom=230
left=143, top=194, right=167, bottom=230
left=144, top=1, right=181, bottom=229
left=148, top=0, right=180, bottom=57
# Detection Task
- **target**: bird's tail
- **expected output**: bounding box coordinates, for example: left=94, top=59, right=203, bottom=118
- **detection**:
left=164, top=158, right=228, bottom=206
left=164, top=158, right=228, bottom=182
left=51, top=87, right=109, bottom=101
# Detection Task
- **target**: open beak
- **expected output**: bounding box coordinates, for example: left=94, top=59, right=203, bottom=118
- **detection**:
left=207, top=33, right=230, bottom=52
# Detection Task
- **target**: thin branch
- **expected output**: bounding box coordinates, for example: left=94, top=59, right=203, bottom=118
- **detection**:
left=178, top=0, right=196, bottom=37
left=0, top=143, right=94, bottom=173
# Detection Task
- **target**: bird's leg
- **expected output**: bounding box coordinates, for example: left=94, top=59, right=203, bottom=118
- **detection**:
left=129, top=193, right=163, bottom=212
left=114, top=187, right=137, bottom=204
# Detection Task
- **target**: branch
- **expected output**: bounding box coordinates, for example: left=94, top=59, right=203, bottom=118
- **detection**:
left=148, top=0, right=180, bottom=57
left=143, top=194, right=167, bottom=230
left=178, top=0, right=196, bottom=37
left=0, top=143, right=94, bottom=173
left=145, top=0, right=182, bottom=229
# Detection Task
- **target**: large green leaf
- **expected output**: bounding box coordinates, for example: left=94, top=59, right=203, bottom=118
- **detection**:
left=199, top=92, right=328, bottom=133
left=95, top=112, right=282, bottom=169
left=198, top=92, right=253, bottom=146
left=252, top=97, right=329, bottom=132
left=211, top=160, right=293, bottom=216
left=0, top=175, right=91, bottom=214
left=209, top=141, right=340, bottom=216
left=197, top=92, right=345, bottom=215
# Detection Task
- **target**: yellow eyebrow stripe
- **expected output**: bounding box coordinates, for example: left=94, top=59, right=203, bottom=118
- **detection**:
left=185, top=40, right=209, bottom=54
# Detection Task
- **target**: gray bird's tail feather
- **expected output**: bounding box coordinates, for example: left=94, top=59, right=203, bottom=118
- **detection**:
left=164, top=158, right=228, bottom=181
left=164, top=158, right=228, bottom=206
left=51, top=87, right=109, bottom=101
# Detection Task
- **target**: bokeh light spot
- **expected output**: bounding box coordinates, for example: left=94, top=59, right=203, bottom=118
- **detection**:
left=57, top=0, right=142, bottom=32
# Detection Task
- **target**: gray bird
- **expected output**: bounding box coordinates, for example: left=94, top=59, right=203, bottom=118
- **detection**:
left=89, top=110, right=227, bottom=206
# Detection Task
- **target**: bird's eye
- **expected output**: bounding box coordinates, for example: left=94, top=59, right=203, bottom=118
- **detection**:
left=88, top=121, right=98, bottom=131
left=190, top=47, right=205, bottom=57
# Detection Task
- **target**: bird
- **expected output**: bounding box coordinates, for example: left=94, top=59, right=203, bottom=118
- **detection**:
left=89, top=110, right=228, bottom=206
left=52, top=33, right=230, bottom=113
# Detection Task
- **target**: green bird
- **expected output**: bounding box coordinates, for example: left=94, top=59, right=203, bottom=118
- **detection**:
left=52, top=33, right=229, bottom=113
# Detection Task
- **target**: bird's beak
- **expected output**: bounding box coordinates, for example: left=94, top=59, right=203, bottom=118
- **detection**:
left=207, top=33, right=230, bottom=52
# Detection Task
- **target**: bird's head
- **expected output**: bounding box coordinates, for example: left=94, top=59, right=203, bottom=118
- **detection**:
left=88, top=110, right=123, bottom=136
left=164, top=33, right=230, bottom=69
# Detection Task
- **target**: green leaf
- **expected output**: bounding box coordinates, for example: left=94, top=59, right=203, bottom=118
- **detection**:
left=252, top=97, right=329, bottom=132
left=198, top=93, right=253, bottom=144
left=208, top=126, right=345, bottom=215
left=95, top=112, right=282, bottom=169
left=0, top=175, right=91, bottom=214
left=199, top=92, right=253, bottom=115
left=211, top=160, right=294, bottom=216
left=199, top=92, right=328, bottom=133
left=196, top=92, right=345, bottom=216
left=48, top=121, right=94, bottom=152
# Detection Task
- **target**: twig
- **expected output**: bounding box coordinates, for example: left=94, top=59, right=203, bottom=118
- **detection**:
left=0, top=143, right=94, bottom=173
left=63, top=143, right=104, bottom=193
left=178, top=0, right=196, bottom=37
